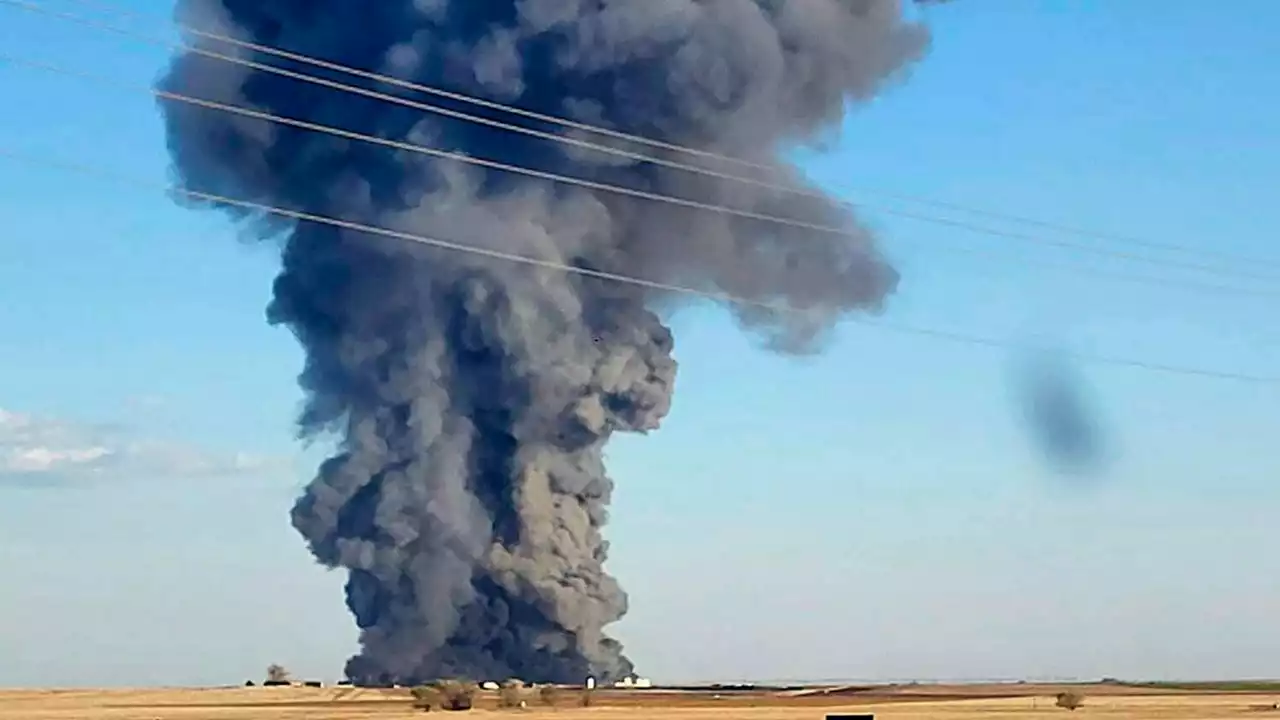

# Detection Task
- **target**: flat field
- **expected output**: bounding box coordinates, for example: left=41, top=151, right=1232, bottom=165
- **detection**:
left=2, top=683, right=1278, bottom=720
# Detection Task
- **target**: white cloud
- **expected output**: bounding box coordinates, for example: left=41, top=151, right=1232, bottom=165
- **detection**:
left=0, top=407, right=283, bottom=486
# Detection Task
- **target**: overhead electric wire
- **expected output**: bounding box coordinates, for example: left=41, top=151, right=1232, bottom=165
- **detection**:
left=0, top=66, right=1265, bottom=306
left=6, top=0, right=1280, bottom=281
left=4, top=57, right=1279, bottom=305
left=39, top=0, right=1280, bottom=271
left=1, top=144, right=1274, bottom=387
left=5, top=52, right=1280, bottom=301
left=0, top=55, right=931, bottom=242
left=42, top=0, right=1280, bottom=272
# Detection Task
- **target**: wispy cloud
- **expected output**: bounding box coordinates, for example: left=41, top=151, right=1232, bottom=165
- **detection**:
left=0, top=407, right=283, bottom=487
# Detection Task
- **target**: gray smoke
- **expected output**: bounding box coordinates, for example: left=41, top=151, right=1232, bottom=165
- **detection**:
left=159, top=0, right=931, bottom=685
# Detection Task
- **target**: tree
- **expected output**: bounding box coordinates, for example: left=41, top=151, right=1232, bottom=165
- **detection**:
left=434, top=680, right=475, bottom=711
left=411, top=685, right=443, bottom=712
left=1056, top=691, right=1085, bottom=711
left=498, top=679, right=525, bottom=709
left=265, top=664, right=291, bottom=684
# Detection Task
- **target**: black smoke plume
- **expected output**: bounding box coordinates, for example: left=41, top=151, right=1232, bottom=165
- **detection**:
left=160, top=0, right=931, bottom=685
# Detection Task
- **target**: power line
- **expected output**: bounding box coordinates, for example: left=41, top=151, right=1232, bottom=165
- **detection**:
left=0, top=56, right=916, bottom=242
left=901, top=253, right=1280, bottom=300
left=5, top=51, right=1280, bottom=300
left=0, top=144, right=1274, bottom=386
left=45, top=0, right=1280, bottom=271
left=4, top=59, right=1278, bottom=307
left=0, top=60, right=1274, bottom=322
left=6, top=0, right=1280, bottom=281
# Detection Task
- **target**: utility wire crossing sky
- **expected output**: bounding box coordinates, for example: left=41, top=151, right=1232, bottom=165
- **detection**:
left=14, top=0, right=1280, bottom=273
left=0, top=3, right=1275, bottom=384
left=1, top=0, right=1277, bottom=687
left=0, top=141, right=1274, bottom=387
left=4, top=0, right=1280, bottom=282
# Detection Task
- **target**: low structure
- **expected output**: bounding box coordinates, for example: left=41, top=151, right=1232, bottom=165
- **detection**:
left=614, top=675, right=653, bottom=689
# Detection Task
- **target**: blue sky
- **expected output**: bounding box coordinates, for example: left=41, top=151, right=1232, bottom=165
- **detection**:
left=1, top=1, right=1278, bottom=687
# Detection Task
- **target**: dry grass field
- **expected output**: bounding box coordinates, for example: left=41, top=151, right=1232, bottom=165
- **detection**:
left=2, top=684, right=1278, bottom=720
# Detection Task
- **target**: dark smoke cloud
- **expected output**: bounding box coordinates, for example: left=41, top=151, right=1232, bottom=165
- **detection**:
left=160, top=0, right=930, bottom=685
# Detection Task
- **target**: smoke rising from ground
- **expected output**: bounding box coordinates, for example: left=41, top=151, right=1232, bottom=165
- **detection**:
left=159, top=0, right=930, bottom=685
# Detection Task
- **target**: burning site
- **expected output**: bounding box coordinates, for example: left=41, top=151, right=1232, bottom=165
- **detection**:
left=157, top=0, right=932, bottom=686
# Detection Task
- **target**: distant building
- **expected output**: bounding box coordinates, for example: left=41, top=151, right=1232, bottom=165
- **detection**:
left=614, top=675, right=652, bottom=689
left=481, top=681, right=500, bottom=690
left=585, top=677, right=596, bottom=690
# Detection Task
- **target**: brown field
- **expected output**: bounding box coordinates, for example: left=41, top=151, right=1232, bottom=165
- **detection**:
left=3, top=684, right=1278, bottom=720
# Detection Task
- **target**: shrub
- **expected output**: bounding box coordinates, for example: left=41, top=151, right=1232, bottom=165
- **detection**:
left=580, top=687, right=595, bottom=707
left=538, top=685, right=558, bottom=707
left=436, top=680, right=475, bottom=711
left=498, top=679, right=525, bottom=709
left=1056, top=691, right=1085, bottom=711
left=411, top=685, right=441, bottom=712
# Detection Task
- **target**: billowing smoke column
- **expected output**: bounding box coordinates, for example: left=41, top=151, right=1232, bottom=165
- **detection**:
left=160, top=0, right=930, bottom=685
